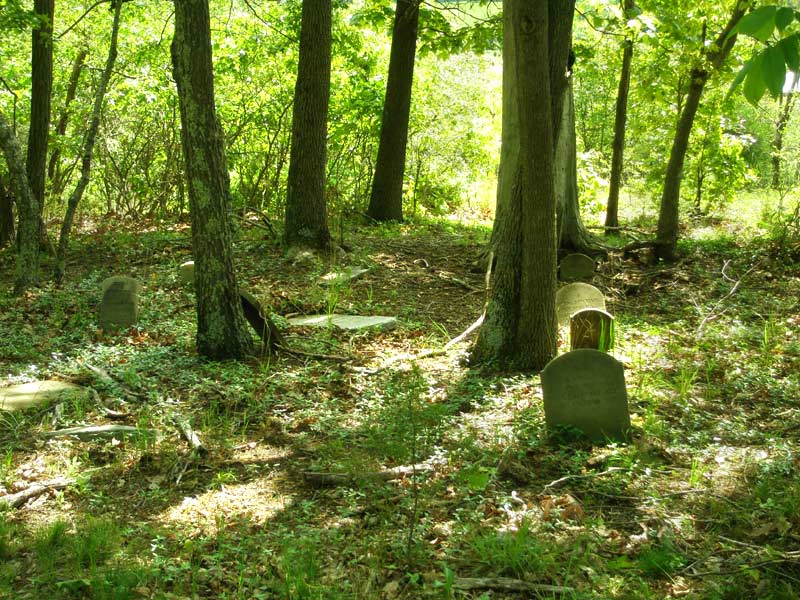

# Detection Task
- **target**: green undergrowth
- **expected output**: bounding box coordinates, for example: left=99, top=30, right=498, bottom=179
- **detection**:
left=0, top=212, right=799, bottom=599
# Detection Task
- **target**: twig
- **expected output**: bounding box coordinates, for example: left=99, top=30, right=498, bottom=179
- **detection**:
left=278, top=344, right=350, bottom=362
left=0, top=477, right=75, bottom=509
left=542, top=467, right=627, bottom=493
left=684, top=557, right=800, bottom=578
left=695, top=260, right=758, bottom=339
left=172, top=414, right=207, bottom=456
left=302, top=463, right=434, bottom=487
left=436, top=271, right=483, bottom=293
left=453, top=577, right=574, bottom=595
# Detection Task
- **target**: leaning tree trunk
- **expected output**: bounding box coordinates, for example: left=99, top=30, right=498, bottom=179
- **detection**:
left=171, top=0, right=255, bottom=360
left=470, top=0, right=574, bottom=372
left=366, top=0, right=420, bottom=223
left=0, top=112, right=40, bottom=294
left=284, top=0, right=332, bottom=251
left=654, top=2, right=747, bottom=261
left=54, top=2, right=123, bottom=284
left=556, top=80, right=604, bottom=256
left=26, top=0, right=54, bottom=254
left=605, top=1, right=634, bottom=232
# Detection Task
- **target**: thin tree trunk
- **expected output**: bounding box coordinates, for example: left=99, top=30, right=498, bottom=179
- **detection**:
left=0, top=112, right=40, bottom=294
left=471, top=0, right=574, bottom=371
left=26, top=0, right=54, bottom=253
left=654, top=2, right=747, bottom=261
left=54, top=3, right=123, bottom=284
left=171, top=0, right=255, bottom=359
left=0, top=176, right=13, bottom=247
left=284, top=0, right=332, bottom=251
left=605, top=0, right=635, bottom=232
left=772, top=80, right=797, bottom=190
left=366, top=0, right=420, bottom=222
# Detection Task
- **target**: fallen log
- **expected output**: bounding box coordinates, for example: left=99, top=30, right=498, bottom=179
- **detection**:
left=453, top=577, right=574, bottom=595
left=0, top=477, right=75, bottom=509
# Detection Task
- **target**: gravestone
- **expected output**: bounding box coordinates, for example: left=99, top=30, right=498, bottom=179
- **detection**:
left=555, top=282, right=606, bottom=326
left=570, top=308, right=615, bottom=352
left=541, top=349, right=630, bottom=442
left=99, top=276, right=142, bottom=330
left=559, top=253, right=595, bottom=282
left=288, top=314, right=397, bottom=331
left=179, top=261, right=194, bottom=286
left=0, top=381, right=85, bottom=412
left=320, top=266, right=368, bottom=286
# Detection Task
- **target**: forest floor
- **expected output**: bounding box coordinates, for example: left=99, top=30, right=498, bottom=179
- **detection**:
left=1, top=205, right=799, bottom=599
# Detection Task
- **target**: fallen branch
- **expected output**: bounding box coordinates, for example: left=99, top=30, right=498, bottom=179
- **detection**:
left=542, top=467, right=627, bottom=493
left=172, top=414, right=207, bottom=456
left=0, top=477, right=75, bottom=509
left=695, top=260, right=758, bottom=339
left=453, top=577, right=574, bottom=595
left=303, top=462, right=434, bottom=487
left=436, top=271, right=483, bottom=293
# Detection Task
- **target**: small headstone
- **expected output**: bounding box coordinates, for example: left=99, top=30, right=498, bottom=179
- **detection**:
left=541, top=349, right=630, bottom=442
left=320, top=266, right=368, bottom=286
left=555, top=282, right=605, bottom=326
left=240, top=290, right=280, bottom=343
left=179, top=261, right=194, bottom=285
left=570, top=308, right=615, bottom=352
left=99, top=276, right=142, bottom=330
left=0, top=381, right=85, bottom=412
left=288, top=314, right=397, bottom=331
left=559, top=253, right=595, bottom=282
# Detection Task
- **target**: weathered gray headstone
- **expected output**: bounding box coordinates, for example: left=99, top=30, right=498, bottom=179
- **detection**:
left=559, top=253, right=595, bottom=282
left=570, top=308, right=615, bottom=352
left=541, top=349, right=630, bottom=442
left=320, top=266, right=368, bottom=286
left=179, top=261, right=194, bottom=285
left=0, top=381, right=85, bottom=412
left=555, top=282, right=606, bottom=326
left=99, top=276, right=142, bottom=330
left=287, top=314, right=397, bottom=331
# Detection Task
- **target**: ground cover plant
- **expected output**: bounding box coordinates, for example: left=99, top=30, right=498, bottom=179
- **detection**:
left=1, top=190, right=799, bottom=599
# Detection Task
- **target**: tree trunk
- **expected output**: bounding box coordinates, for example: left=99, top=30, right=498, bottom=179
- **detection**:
left=366, top=0, right=420, bottom=223
left=654, top=2, right=747, bottom=261
left=470, top=0, right=574, bottom=372
left=54, top=2, right=123, bottom=284
left=0, top=112, right=40, bottom=294
left=772, top=80, right=797, bottom=191
left=0, top=176, right=14, bottom=248
left=284, top=0, right=332, bottom=251
left=26, top=0, right=54, bottom=253
left=171, top=0, right=255, bottom=360
left=605, top=1, right=635, bottom=232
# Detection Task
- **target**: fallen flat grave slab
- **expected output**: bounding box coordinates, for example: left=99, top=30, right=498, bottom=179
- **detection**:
left=42, top=425, right=159, bottom=442
left=288, top=314, right=397, bottom=331
left=0, top=381, right=85, bottom=412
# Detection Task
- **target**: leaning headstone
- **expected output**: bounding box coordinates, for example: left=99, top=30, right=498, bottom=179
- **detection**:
left=320, top=266, right=368, bottom=286
left=0, top=381, right=85, bottom=412
left=559, top=253, right=595, bottom=282
left=99, top=276, right=142, bottom=331
left=555, top=282, right=606, bottom=326
left=541, top=349, right=630, bottom=442
left=288, top=314, right=397, bottom=331
left=570, top=308, right=615, bottom=352
left=179, top=261, right=194, bottom=286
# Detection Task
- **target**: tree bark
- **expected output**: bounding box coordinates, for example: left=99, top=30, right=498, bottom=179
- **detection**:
left=54, top=3, right=122, bottom=284
left=0, top=112, right=40, bottom=294
left=654, top=2, right=748, bottom=261
left=470, top=0, right=574, bottom=371
left=284, top=0, right=332, bottom=251
left=26, top=0, right=54, bottom=253
left=772, top=78, right=797, bottom=191
left=171, top=0, right=255, bottom=359
left=366, top=0, right=420, bottom=222
left=0, top=176, right=13, bottom=248
left=605, top=0, right=635, bottom=232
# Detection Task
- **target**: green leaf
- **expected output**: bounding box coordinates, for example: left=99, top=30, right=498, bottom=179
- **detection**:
left=779, top=33, right=800, bottom=71
left=737, top=6, right=777, bottom=43
left=727, top=59, right=753, bottom=98
left=743, top=54, right=767, bottom=105
left=763, top=45, right=787, bottom=97
left=775, top=7, right=795, bottom=32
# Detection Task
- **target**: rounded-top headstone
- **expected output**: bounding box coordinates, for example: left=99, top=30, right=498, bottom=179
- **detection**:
left=559, top=253, right=595, bottom=282
left=570, top=308, right=615, bottom=352
left=179, top=261, right=195, bottom=286
left=99, top=276, right=142, bottom=330
left=541, top=349, right=630, bottom=442
left=555, top=282, right=606, bottom=326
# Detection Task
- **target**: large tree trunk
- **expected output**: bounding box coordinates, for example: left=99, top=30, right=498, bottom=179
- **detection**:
left=605, top=0, right=635, bottom=232
left=470, top=0, right=574, bottom=372
left=284, top=0, right=332, bottom=251
left=54, top=2, right=123, bottom=284
left=654, top=2, right=747, bottom=261
left=0, top=112, right=40, bottom=294
left=26, top=0, right=54, bottom=254
left=366, top=0, right=420, bottom=223
left=171, top=0, right=255, bottom=360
